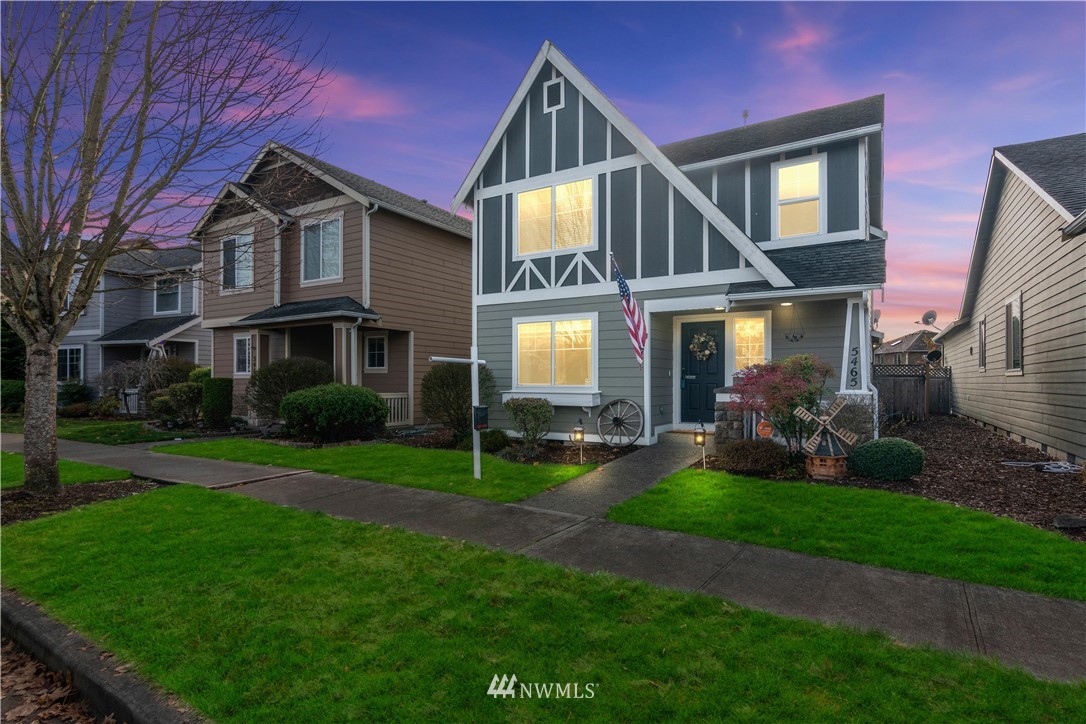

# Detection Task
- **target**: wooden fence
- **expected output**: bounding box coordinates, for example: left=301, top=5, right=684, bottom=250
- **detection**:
left=872, top=365, right=951, bottom=422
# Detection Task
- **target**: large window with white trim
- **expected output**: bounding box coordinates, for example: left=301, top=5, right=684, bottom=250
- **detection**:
left=222, top=233, right=254, bottom=290
left=302, top=216, right=342, bottom=282
left=154, top=278, right=181, bottom=314
left=774, top=157, right=823, bottom=238
left=57, top=346, right=82, bottom=382
left=517, top=179, right=593, bottom=255
left=515, top=317, right=594, bottom=387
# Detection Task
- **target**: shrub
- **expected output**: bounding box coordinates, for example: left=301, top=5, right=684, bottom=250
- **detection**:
left=188, top=367, right=212, bottom=384
left=166, top=382, right=203, bottom=426
left=503, top=397, right=553, bottom=459
left=456, top=429, right=511, bottom=454
left=718, top=439, right=790, bottom=477
left=57, top=379, right=93, bottom=407
left=245, top=357, right=334, bottom=420
left=202, top=378, right=234, bottom=429
left=729, top=354, right=835, bottom=453
left=150, top=396, right=176, bottom=419
left=280, top=384, right=389, bottom=443
left=420, top=363, right=497, bottom=442
left=88, top=396, right=118, bottom=418
left=1, top=379, right=25, bottom=412
left=849, top=438, right=924, bottom=481
left=156, top=357, right=197, bottom=389
left=58, top=402, right=93, bottom=418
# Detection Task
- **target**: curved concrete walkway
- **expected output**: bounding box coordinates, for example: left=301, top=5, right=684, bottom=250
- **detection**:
left=3, top=432, right=1083, bottom=681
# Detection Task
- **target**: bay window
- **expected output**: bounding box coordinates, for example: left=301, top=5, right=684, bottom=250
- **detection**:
left=773, top=156, right=823, bottom=238
left=302, top=216, right=342, bottom=283
left=515, top=316, right=595, bottom=388
left=517, top=179, right=593, bottom=255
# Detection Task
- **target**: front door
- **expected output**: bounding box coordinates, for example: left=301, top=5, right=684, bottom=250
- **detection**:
left=680, top=321, right=725, bottom=423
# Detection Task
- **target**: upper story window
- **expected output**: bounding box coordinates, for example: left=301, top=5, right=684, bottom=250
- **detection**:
left=222, top=233, right=254, bottom=290
left=773, top=156, right=824, bottom=239
left=57, top=346, right=82, bottom=382
left=515, top=316, right=594, bottom=388
left=517, top=179, right=593, bottom=256
left=154, top=278, right=181, bottom=314
left=1005, top=294, right=1022, bottom=373
left=302, top=216, right=342, bottom=283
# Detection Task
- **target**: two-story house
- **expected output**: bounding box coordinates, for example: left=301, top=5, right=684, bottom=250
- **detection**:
left=452, top=42, right=886, bottom=445
left=62, top=246, right=211, bottom=391
left=194, top=142, right=472, bottom=424
left=873, top=330, right=941, bottom=366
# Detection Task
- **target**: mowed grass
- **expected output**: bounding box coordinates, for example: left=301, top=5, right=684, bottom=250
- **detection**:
left=609, top=469, right=1086, bottom=601
left=0, top=414, right=193, bottom=445
left=2, top=486, right=1084, bottom=721
left=1, top=451, right=129, bottom=489
left=159, top=439, right=592, bottom=502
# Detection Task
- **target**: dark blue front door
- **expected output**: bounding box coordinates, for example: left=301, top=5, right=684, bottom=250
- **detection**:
left=680, top=321, right=725, bottom=423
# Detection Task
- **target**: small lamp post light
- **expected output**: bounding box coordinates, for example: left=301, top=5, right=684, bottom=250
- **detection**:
left=693, top=420, right=707, bottom=470
left=572, top=418, right=585, bottom=464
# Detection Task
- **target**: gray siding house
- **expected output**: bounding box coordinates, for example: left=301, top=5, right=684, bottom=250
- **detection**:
left=61, top=246, right=212, bottom=391
left=453, top=42, right=886, bottom=445
left=936, top=134, right=1086, bottom=463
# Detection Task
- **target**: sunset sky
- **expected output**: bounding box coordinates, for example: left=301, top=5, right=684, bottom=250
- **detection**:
left=264, top=1, right=1084, bottom=339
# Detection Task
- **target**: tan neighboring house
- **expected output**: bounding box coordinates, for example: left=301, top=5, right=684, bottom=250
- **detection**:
left=193, top=142, right=472, bottom=424
left=936, top=133, right=1085, bottom=463
left=873, top=330, right=941, bottom=366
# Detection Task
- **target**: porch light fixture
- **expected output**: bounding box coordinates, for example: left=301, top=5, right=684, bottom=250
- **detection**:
left=693, top=420, right=707, bottom=470
left=714, top=306, right=726, bottom=311
left=780, top=302, right=793, bottom=306
left=572, top=418, right=585, bottom=464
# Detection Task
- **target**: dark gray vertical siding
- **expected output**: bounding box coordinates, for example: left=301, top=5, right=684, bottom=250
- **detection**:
left=582, top=101, right=607, bottom=165
left=553, top=254, right=575, bottom=284
left=504, top=194, right=518, bottom=288
left=673, top=192, right=703, bottom=274
left=528, top=63, right=553, bottom=178
left=826, top=141, right=859, bottom=233
left=504, top=105, right=527, bottom=183
left=687, top=168, right=713, bottom=197
left=784, top=149, right=812, bottom=160
left=611, top=128, right=635, bottom=158
left=583, top=173, right=608, bottom=275
left=481, top=196, right=503, bottom=294
left=482, top=148, right=503, bottom=188
left=749, top=158, right=772, bottom=242
left=640, top=165, right=669, bottom=278
left=716, top=163, right=745, bottom=230
left=610, top=167, right=638, bottom=276
left=868, top=133, right=882, bottom=228
left=531, top=257, right=553, bottom=289
left=554, top=81, right=580, bottom=171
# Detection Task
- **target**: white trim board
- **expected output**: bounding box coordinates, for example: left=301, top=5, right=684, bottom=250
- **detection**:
left=994, top=151, right=1075, bottom=222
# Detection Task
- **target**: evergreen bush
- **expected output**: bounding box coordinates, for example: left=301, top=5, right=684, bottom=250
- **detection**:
left=166, top=382, right=203, bottom=426
left=202, top=378, right=234, bottom=429
left=503, top=397, right=553, bottom=459
left=849, top=438, right=924, bottom=481
left=1, top=380, right=25, bottom=412
left=280, top=384, right=389, bottom=442
left=245, top=357, right=334, bottom=420
left=718, top=439, right=790, bottom=477
left=420, top=362, right=497, bottom=442
left=57, top=379, right=93, bottom=407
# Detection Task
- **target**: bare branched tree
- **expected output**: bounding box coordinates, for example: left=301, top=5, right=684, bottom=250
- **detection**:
left=1, top=1, right=327, bottom=494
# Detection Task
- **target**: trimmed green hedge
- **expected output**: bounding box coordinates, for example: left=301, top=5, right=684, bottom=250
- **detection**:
left=245, top=357, right=334, bottom=420
left=849, top=438, right=924, bottom=481
left=280, top=384, right=389, bottom=442
left=202, top=378, right=234, bottom=429
left=719, top=439, right=789, bottom=476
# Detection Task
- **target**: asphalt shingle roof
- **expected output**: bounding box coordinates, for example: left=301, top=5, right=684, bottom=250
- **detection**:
left=996, top=133, right=1086, bottom=217
left=727, top=238, right=886, bottom=295
left=875, top=330, right=937, bottom=356
left=235, top=296, right=379, bottom=325
left=95, top=315, right=198, bottom=343
left=277, top=145, right=472, bottom=237
left=659, top=96, right=885, bottom=167
left=105, top=246, right=202, bottom=276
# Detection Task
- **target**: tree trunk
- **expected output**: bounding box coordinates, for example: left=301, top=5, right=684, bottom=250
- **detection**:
left=23, top=340, right=60, bottom=495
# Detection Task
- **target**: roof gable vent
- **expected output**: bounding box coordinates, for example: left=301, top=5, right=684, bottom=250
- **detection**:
left=543, top=77, right=565, bottom=113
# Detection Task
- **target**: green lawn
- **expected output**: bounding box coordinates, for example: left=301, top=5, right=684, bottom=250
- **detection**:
left=2, top=486, right=1083, bottom=721
left=1, top=451, right=130, bottom=489
left=158, top=439, right=592, bottom=502
left=609, top=469, right=1086, bottom=601
left=1, top=414, right=194, bottom=445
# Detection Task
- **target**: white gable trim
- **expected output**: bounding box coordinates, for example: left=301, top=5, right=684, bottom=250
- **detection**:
left=453, top=42, right=794, bottom=288
left=994, top=150, right=1075, bottom=222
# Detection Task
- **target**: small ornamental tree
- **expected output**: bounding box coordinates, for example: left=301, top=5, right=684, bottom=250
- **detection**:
left=728, top=354, right=835, bottom=453
left=420, top=363, right=497, bottom=442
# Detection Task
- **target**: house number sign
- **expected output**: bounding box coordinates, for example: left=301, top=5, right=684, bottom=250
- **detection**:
left=847, top=346, right=861, bottom=388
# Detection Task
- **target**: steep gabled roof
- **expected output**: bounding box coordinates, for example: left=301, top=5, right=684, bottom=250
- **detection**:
left=995, top=133, right=1086, bottom=218
left=105, top=246, right=202, bottom=276
left=451, top=41, right=793, bottom=288
left=874, top=330, right=936, bottom=357
left=659, top=95, right=884, bottom=168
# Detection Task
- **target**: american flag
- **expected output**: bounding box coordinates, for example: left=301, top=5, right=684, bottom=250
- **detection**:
left=612, top=255, right=648, bottom=369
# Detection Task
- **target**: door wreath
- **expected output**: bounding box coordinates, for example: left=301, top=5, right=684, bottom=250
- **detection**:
left=688, top=332, right=718, bottom=361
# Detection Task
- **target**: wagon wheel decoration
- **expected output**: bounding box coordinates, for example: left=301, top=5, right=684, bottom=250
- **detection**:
left=596, top=399, right=644, bottom=447
left=794, top=396, right=859, bottom=456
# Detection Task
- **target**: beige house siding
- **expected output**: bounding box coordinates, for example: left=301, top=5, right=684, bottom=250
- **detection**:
left=942, top=170, right=1086, bottom=461
left=279, top=201, right=366, bottom=303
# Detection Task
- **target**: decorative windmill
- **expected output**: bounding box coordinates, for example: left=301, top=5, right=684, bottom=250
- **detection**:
left=793, top=397, right=859, bottom=480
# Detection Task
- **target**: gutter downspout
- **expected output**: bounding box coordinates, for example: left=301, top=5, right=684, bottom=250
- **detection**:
left=363, top=202, right=379, bottom=308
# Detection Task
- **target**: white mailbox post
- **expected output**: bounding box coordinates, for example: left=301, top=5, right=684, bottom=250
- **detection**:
left=429, top=347, right=487, bottom=480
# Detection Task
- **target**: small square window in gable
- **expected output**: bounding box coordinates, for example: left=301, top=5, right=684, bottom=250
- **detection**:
left=543, top=77, right=565, bottom=114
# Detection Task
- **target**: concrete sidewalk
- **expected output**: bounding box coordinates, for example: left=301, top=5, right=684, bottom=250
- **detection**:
left=4, top=432, right=1083, bottom=681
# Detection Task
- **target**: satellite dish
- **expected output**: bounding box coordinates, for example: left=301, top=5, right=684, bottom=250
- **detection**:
left=926, top=349, right=942, bottom=364
left=921, top=310, right=938, bottom=326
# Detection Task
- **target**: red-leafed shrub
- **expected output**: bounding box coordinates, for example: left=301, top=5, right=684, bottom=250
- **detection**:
left=728, top=354, right=835, bottom=453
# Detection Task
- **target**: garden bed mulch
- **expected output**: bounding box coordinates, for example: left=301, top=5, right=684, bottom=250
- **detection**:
left=0, top=640, right=97, bottom=724
left=387, top=428, right=638, bottom=465
left=1, top=480, right=164, bottom=526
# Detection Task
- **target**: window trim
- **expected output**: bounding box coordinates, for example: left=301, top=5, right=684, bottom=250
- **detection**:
left=510, top=312, right=599, bottom=393
left=233, top=333, right=252, bottom=377
left=542, top=77, right=565, bottom=114
left=512, top=178, right=597, bottom=260
left=1005, top=292, right=1023, bottom=375
left=219, top=228, right=255, bottom=295
left=299, top=211, right=345, bottom=286
left=57, top=344, right=84, bottom=383
left=770, top=153, right=827, bottom=240
left=364, top=333, right=388, bottom=373
left=977, top=315, right=987, bottom=372
left=153, top=276, right=182, bottom=315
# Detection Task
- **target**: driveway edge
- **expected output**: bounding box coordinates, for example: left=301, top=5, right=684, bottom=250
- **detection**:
left=1, top=589, right=201, bottom=723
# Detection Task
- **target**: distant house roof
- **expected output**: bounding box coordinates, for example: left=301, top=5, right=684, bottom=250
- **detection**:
left=659, top=95, right=884, bottom=167
left=95, top=315, right=200, bottom=345
left=273, top=145, right=472, bottom=238
left=726, top=239, right=886, bottom=296
left=996, top=133, right=1086, bottom=218
left=105, top=246, right=202, bottom=276
left=874, top=330, right=936, bottom=357
left=235, top=296, right=379, bottom=326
